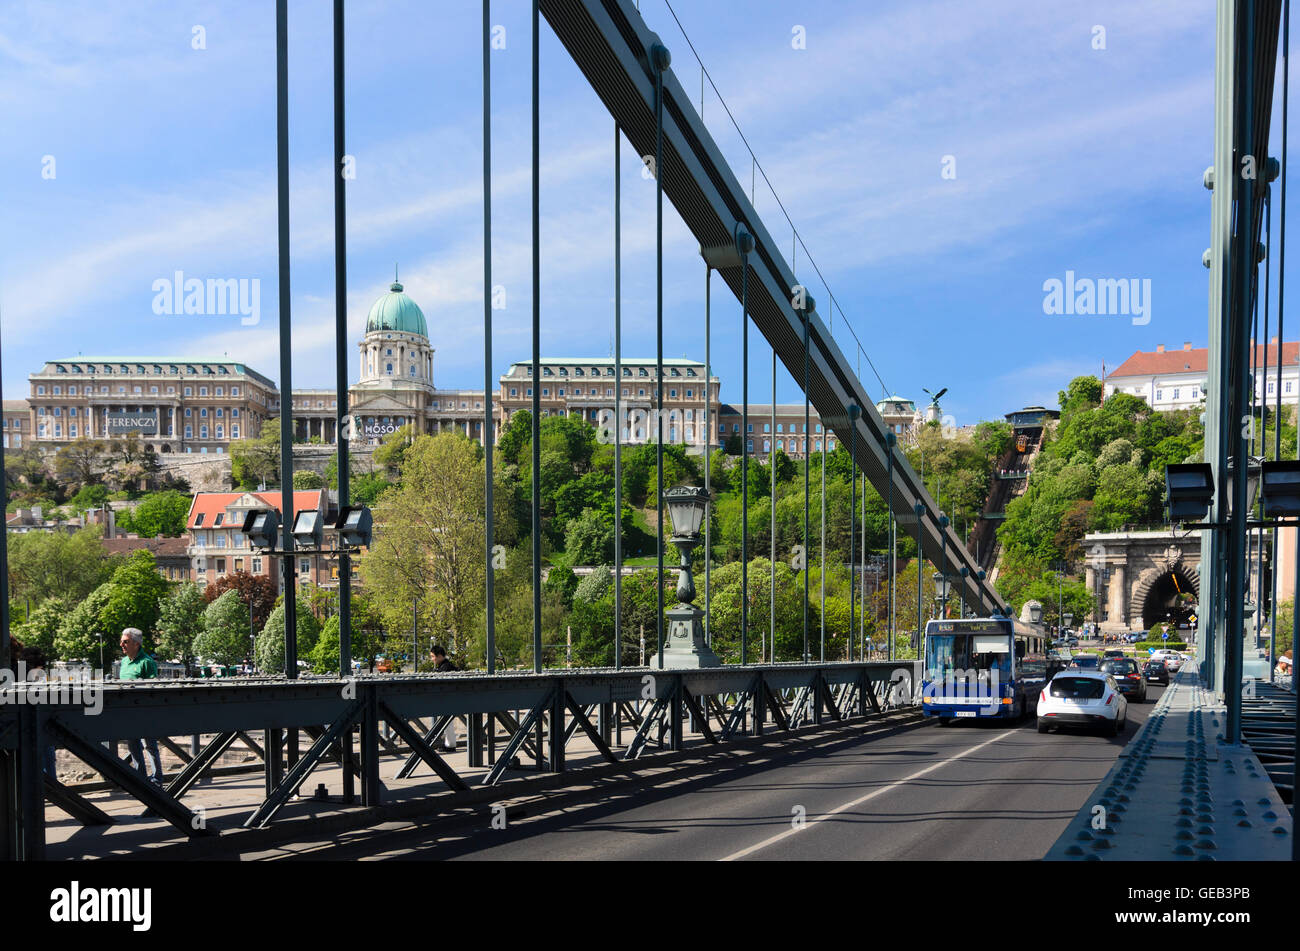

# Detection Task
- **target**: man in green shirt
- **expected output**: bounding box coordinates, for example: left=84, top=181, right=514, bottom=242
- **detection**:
left=119, top=627, right=162, bottom=784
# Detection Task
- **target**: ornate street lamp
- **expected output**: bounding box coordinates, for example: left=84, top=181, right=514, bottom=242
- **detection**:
left=649, top=486, right=721, bottom=668
left=932, top=571, right=950, bottom=616
left=1023, top=600, right=1044, bottom=626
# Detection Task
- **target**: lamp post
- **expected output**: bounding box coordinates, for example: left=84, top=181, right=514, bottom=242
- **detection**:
left=648, top=486, right=720, bottom=668
left=932, top=571, right=950, bottom=620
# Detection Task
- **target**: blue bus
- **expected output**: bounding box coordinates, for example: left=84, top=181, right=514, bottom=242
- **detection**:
left=922, top=617, right=1057, bottom=724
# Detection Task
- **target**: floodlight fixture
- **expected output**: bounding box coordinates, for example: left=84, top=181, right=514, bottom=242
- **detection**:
left=336, top=505, right=374, bottom=549
left=241, top=509, right=280, bottom=550
left=292, top=509, right=324, bottom=549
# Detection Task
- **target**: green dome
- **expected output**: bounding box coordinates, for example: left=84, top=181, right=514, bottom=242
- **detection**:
left=365, top=281, right=427, bottom=337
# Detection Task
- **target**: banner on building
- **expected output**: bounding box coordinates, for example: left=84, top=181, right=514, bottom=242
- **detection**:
left=105, top=411, right=159, bottom=435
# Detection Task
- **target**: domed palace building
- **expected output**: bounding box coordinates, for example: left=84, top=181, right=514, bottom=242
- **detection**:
left=346, top=277, right=489, bottom=446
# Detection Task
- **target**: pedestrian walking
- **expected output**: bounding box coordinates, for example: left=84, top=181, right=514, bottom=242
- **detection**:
left=119, top=628, right=163, bottom=785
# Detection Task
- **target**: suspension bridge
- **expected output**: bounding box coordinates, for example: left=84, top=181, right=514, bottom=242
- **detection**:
left=1, top=0, right=1296, bottom=865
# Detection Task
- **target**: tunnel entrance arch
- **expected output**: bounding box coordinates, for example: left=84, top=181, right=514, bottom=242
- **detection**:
left=1138, top=566, right=1199, bottom=632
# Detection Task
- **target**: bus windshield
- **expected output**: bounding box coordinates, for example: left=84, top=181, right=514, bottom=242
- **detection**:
left=926, top=632, right=1012, bottom=683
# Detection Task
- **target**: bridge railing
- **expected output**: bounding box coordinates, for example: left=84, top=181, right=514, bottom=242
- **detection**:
left=0, top=660, right=921, bottom=859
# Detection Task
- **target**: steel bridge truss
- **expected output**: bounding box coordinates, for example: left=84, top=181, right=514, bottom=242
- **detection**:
left=0, top=662, right=918, bottom=859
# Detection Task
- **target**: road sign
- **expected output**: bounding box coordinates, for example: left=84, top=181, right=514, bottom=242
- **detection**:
left=1162, top=632, right=1169, bottom=640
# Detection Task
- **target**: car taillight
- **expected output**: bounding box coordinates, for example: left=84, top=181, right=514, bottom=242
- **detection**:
left=1127, top=674, right=1139, bottom=680
left=1040, top=690, right=1046, bottom=703
left=1105, top=694, right=1114, bottom=705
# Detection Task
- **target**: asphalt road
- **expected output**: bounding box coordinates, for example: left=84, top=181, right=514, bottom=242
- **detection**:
left=285, top=683, right=1163, bottom=861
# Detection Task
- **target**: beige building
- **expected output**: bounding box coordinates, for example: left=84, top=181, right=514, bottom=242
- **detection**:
left=876, top=395, right=922, bottom=444
left=28, top=358, right=276, bottom=455
left=185, top=489, right=330, bottom=591
left=3, top=400, right=28, bottom=449
left=716, top=403, right=834, bottom=460
left=497, top=357, right=721, bottom=453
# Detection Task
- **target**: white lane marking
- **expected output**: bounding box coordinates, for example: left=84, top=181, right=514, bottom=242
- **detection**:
left=719, top=728, right=1018, bottom=861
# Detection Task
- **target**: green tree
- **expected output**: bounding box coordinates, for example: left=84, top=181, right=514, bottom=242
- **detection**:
left=53, top=436, right=105, bottom=487
left=360, top=433, right=512, bottom=656
left=70, top=483, right=110, bottom=514
left=293, top=470, right=326, bottom=490
left=1273, top=600, right=1295, bottom=658
left=157, top=581, right=207, bottom=670
left=256, top=600, right=322, bottom=674
left=565, top=507, right=614, bottom=565
left=308, top=613, right=374, bottom=674
left=543, top=564, right=579, bottom=608
left=12, top=597, right=71, bottom=659
left=99, top=550, right=171, bottom=648
left=54, top=583, right=115, bottom=664
left=496, top=410, right=532, bottom=467
left=373, top=423, right=417, bottom=475
left=230, top=418, right=282, bottom=489
left=119, top=489, right=191, bottom=537
left=7, top=526, right=115, bottom=606
left=193, top=589, right=252, bottom=666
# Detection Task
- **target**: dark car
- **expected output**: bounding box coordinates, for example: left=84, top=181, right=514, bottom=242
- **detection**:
left=1103, top=649, right=1125, bottom=659
left=1143, top=659, right=1170, bottom=685
left=1100, top=657, right=1147, bottom=702
left=1070, top=654, right=1100, bottom=669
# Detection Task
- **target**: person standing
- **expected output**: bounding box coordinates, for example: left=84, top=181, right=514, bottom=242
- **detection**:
left=429, top=645, right=459, bottom=751
left=119, top=628, right=163, bottom=785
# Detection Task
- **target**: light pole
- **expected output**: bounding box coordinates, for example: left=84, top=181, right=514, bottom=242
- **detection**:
left=932, top=571, right=950, bottom=622
left=648, top=486, right=719, bottom=668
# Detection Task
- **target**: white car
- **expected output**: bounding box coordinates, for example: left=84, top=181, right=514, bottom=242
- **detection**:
left=1150, top=648, right=1182, bottom=672
left=1037, top=670, right=1129, bottom=736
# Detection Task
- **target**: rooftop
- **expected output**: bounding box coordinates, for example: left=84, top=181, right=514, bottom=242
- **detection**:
left=1107, top=339, right=1300, bottom=379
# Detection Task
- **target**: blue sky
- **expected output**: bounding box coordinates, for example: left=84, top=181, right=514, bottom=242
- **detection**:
left=0, top=0, right=1269, bottom=426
